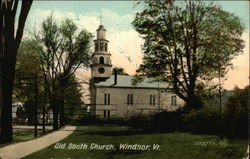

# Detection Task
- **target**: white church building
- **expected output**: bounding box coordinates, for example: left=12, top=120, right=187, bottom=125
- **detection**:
left=89, top=24, right=184, bottom=118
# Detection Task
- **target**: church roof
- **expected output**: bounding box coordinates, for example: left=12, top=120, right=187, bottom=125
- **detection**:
left=94, top=75, right=168, bottom=89
left=96, top=25, right=106, bottom=31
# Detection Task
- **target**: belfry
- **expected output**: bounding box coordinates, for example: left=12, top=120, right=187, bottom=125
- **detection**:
left=91, top=24, right=112, bottom=83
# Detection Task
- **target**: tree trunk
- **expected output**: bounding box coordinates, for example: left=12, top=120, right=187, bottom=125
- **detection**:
left=0, top=13, right=17, bottom=142
left=185, top=94, right=202, bottom=111
left=59, top=98, right=64, bottom=127
left=27, top=111, right=34, bottom=125
left=0, top=77, right=14, bottom=143
left=0, top=5, right=3, bottom=125
left=0, top=48, right=17, bottom=143
left=0, top=0, right=33, bottom=143
left=59, top=79, right=67, bottom=127
left=51, top=99, right=59, bottom=130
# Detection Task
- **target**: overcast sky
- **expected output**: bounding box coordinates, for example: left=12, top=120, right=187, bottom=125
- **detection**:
left=23, top=1, right=249, bottom=90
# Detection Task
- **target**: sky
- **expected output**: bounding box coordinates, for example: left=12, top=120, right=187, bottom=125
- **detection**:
left=23, top=1, right=249, bottom=91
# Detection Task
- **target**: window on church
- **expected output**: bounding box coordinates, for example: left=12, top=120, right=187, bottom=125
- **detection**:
left=104, top=93, right=110, bottom=105
left=107, top=110, right=110, bottom=118
left=105, top=43, right=107, bottom=51
left=104, top=110, right=106, bottom=118
left=104, top=110, right=110, bottom=118
left=100, top=56, right=104, bottom=64
left=127, top=94, right=133, bottom=105
left=171, top=95, right=177, bottom=106
left=95, top=43, right=98, bottom=51
left=100, top=43, right=104, bottom=51
left=150, top=95, right=156, bottom=106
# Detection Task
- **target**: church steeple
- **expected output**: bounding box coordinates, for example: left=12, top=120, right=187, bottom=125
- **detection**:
left=91, top=24, right=112, bottom=82
left=96, top=25, right=106, bottom=40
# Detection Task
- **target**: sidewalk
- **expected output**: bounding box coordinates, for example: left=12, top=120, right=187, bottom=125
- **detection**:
left=0, top=126, right=76, bottom=159
left=242, top=145, right=249, bottom=159
left=13, top=125, right=53, bottom=130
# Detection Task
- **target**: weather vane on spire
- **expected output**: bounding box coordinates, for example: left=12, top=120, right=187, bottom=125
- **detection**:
left=99, top=14, right=103, bottom=25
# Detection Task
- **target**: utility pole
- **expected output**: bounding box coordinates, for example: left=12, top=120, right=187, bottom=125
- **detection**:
left=42, top=75, right=47, bottom=135
left=218, top=61, right=222, bottom=139
left=217, top=48, right=223, bottom=140
left=34, top=74, right=38, bottom=138
left=216, top=30, right=223, bottom=140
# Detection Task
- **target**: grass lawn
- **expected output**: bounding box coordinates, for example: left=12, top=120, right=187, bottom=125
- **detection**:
left=23, top=125, right=247, bottom=159
left=0, top=127, right=52, bottom=148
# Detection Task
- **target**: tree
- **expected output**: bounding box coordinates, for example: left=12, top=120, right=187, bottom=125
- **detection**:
left=34, top=15, right=92, bottom=130
left=223, top=86, right=248, bottom=138
left=112, top=67, right=128, bottom=75
left=0, top=0, right=33, bottom=143
left=14, top=39, right=44, bottom=125
left=63, top=76, right=84, bottom=123
left=132, top=0, right=244, bottom=110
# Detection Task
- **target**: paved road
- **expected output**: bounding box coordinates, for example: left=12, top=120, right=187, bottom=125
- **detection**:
left=0, top=126, right=76, bottom=159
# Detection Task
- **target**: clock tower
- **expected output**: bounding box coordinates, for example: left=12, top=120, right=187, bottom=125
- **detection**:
left=91, top=24, right=112, bottom=82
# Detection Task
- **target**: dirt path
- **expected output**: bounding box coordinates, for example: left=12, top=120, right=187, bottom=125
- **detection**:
left=0, top=126, right=76, bottom=159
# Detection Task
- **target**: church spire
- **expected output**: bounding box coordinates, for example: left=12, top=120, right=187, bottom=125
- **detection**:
left=99, top=14, right=103, bottom=25
left=91, top=22, right=112, bottom=82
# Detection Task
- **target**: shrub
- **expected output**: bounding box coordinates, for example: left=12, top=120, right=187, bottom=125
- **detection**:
left=184, top=105, right=220, bottom=134
left=78, top=115, right=127, bottom=126
left=223, top=86, right=248, bottom=138
left=125, top=110, right=186, bottom=133
left=151, top=111, right=186, bottom=132
left=126, top=114, right=153, bottom=130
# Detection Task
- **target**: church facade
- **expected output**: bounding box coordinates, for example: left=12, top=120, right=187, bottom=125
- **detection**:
left=89, top=24, right=184, bottom=118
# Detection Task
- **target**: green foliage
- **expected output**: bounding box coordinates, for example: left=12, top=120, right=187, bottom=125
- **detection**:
left=223, top=86, right=248, bottom=138
left=184, top=84, right=221, bottom=135
left=36, top=14, right=92, bottom=75
left=14, top=39, right=45, bottom=125
left=152, top=111, right=186, bottom=132
left=184, top=105, right=220, bottom=135
left=127, top=111, right=186, bottom=132
left=126, top=114, right=153, bottom=130
left=194, top=82, right=222, bottom=108
left=34, top=14, right=92, bottom=129
left=112, top=67, right=128, bottom=75
left=64, top=76, right=86, bottom=123
left=131, top=75, right=144, bottom=86
left=132, top=0, right=245, bottom=109
left=78, top=116, right=127, bottom=126
left=15, top=39, right=42, bottom=75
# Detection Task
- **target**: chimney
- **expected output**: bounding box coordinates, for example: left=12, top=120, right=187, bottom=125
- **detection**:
left=114, top=69, right=117, bottom=85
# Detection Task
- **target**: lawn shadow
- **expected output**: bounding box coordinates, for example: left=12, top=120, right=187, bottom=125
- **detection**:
left=77, top=126, right=163, bottom=136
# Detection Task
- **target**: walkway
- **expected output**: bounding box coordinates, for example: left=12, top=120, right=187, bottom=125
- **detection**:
left=0, top=126, right=76, bottom=159
left=242, top=145, right=249, bottom=159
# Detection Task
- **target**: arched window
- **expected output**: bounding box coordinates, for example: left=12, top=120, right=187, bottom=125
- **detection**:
left=100, top=56, right=104, bottom=64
